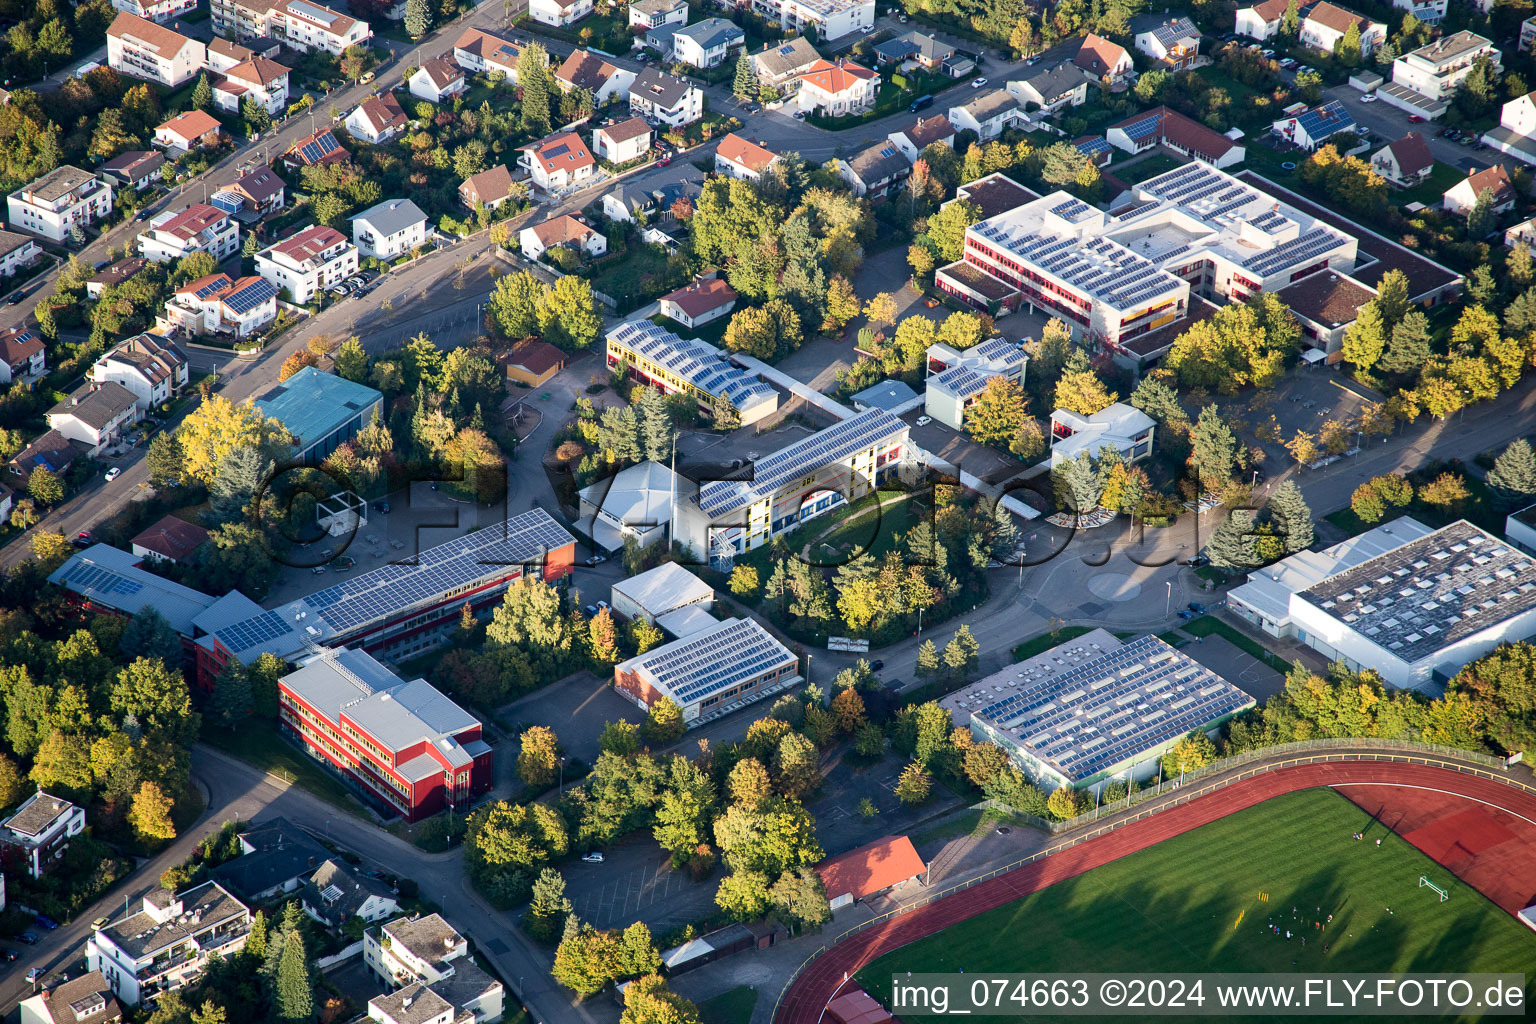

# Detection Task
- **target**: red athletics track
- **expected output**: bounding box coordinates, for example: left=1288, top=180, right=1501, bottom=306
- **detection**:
left=775, top=761, right=1536, bottom=1024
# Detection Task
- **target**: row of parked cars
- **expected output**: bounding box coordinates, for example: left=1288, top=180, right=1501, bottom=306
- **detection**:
left=329, top=267, right=383, bottom=301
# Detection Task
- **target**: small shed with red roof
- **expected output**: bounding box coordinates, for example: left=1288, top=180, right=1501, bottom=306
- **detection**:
left=815, top=834, right=926, bottom=911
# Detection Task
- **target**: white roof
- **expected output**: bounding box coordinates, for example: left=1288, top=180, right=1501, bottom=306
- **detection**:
left=578, top=460, right=681, bottom=534
left=1049, top=402, right=1156, bottom=461
left=611, top=561, right=714, bottom=617
left=656, top=605, right=720, bottom=638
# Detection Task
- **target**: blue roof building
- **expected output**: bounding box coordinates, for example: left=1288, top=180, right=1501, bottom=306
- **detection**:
left=254, top=367, right=384, bottom=465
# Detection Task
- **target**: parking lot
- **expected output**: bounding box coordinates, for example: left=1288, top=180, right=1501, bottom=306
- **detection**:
left=806, top=750, right=967, bottom=862
left=498, top=670, right=645, bottom=768
left=562, top=836, right=719, bottom=932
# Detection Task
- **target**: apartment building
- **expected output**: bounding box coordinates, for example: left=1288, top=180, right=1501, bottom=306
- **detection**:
left=112, top=0, right=197, bottom=23
left=7, top=166, right=114, bottom=243
left=796, top=59, right=878, bottom=117
left=364, top=914, right=504, bottom=1022
left=46, top=383, right=140, bottom=454
left=0, top=792, right=85, bottom=879
left=87, top=883, right=251, bottom=1005
left=256, top=224, right=359, bottom=302
left=606, top=319, right=778, bottom=426
left=106, top=13, right=206, bottom=87
left=164, top=273, right=278, bottom=337
left=91, top=333, right=189, bottom=412
left=1380, top=31, right=1500, bottom=118
left=137, top=204, right=240, bottom=264
left=214, top=0, right=370, bottom=53
left=750, top=0, right=872, bottom=41
left=675, top=407, right=912, bottom=556
left=453, top=27, right=526, bottom=79
left=1298, top=2, right=1385, bottom=56
left=591, top=116, right=652, bottom=164
left=351, top=198, right=429, bottom=259
left=213, top=56, right=292, bottom=115
left=279, top=647, right=493, bottom=821
left=1395, top=0, right=1446, bottom=23
left=205, top=34, right=278, bottom=74
left=672, top=18, right=745, bottom=68
left=936, top=161, right=1356, bottom=353
left=629, top=68, right=703, bottom=126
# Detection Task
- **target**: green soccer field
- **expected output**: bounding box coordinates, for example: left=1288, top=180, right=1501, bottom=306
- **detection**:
left=860, top=789, right=1536, bottom=1022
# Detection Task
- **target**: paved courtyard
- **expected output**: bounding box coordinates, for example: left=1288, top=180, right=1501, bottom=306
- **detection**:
left=562, top=836, right=719, bottom=932
left=500, top=671, right=645, bottom=769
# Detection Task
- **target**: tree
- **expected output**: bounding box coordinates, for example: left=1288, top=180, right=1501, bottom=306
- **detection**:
left=1351, top=481, right=1386, bottom=523
left=589, top=607, right=621, bottom=665
left=0, top=754, right=28, bottom=809
left=722, top=299, right=801, bottom=360
left=27, top=466, right=63, bottom=505
left=1053, top=369, right=1116, bottom=416
left=1207, top=509, right=1258, bottom=570
left=129, top=781, right=177, bottom=843
left=489, top=270, right=548, bottom=338
left=541, top=275, right=603, bottom=349
left=334, top=337, right=368, bottom=381
left=404, top=0, right=431, bottom=36
left=894, top=761, right=932, bottom=805
left=599, top=719, right=641, bottom=756
left=525, top=867, right=572, bottom=942
left=1341, top=301, right=1386, bottom=373
left=728, top=564, right=759, bottom=597
left=209, top=445, right=271, bottom=523
left=1267, top=479, right=1313, bottom=554
left=621, top=975, right=703, bottom=1024
left=726, top=758, right=773, bottom=810
left=1286, top=430, right=1320, bottom=467
left=907, top=244, right=936, bottom=282
left=190, top=72, right=212, bottom=110
left=1045, top=785, right=1081, bottom=821
left=769, top=866, right=831, bottom=928
left=863, top=292, right=898, bottom=328
left=915, top=639, right=940, bottom=679
left=773, top=731, right=821, bottom=799
left=1334, top=21, right=1362, bottom=66
left=29, top=531, right=72, bottom=571
left=1487, top=439, right=1536, bottom=508
left=178, top=396, right=283, bottom=485
left=824, top=274, right=860, bottom=331
left=207, top=662, right=252, bottom=729
left=643, top=697, right=685, bottom=744
left=715, top=870, right=771, bottom=921
left=732, top=52, right=757, bottom=98
left=963, top=742, right=1005, bottom=788
left=1161, top=729, right=1217, bottom=775
left=1466, top=187, right=1498, bottom=240
left=925, top=199, right=979, bottom=262
left=831, top=687, right=866, bottom=733
left=1189, top=404, right=1237, bottom=490
left=519, top=43, right=552, bottom=137
left=274, top=927, right=313, bottom=1023
left=964, top=375, right=1028, bottom=447
left=1419, top=472, right=1469, bottom=512
left=518, top=725, right=561, bottom=787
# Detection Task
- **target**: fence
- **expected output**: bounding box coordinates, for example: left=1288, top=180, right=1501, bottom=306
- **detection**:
left=770, top=741, right=1530, bottom=1021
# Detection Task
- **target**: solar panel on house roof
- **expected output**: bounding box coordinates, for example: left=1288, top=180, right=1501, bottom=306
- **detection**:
left=1121, top=113, right=1162, bottom=141
left=224, top=279, right=277, bottom=313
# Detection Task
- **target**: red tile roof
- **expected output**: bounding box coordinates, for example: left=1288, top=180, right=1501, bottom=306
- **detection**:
left=1248, top=0, right=1290, bottom=20
left=499, top=339, right=566, bottom=375
left=270, top=224, right=349, bottom=261
left=660, top=277, right=737, bottom=319
left=900, top=114, right=954, bottom=149
left=417, top=57, right=464, bottom=91
left=226, top=55, right=291, bottom=85
left=0, top=327, right=43, bottom=367
left=1304, top=1, right=1370, bottom=35
left=597, top=116, right=652, bottom=144
left=131, top=514, right=210, bottom=563
left=1074, top=33, right=1129, bottom=76
left=556, top=49, right=621, bottom=91
left=1460, top=164, right=1513, bottom=205
left=715, top=132, right=778, bottom=173
left=529, top=214, right=598, bottom=246
left=1382, top=132, right=1433, bottom=177
left=826, top=989, right=896, bottom=1024
left=814, top=835, right=925, bottom=902
left=151, top=204, right=228, bottom=241
left=158, top=109, right=222, bottom=143
left=354, top=92, right=407, bottom=135
left=799, top=58, right=877, bottom=95
left=108, top=11, right=195, bottom=54
left=524, top=132, right=594, bottom=175
left=461, top=164, right=515, bottom=205
left=1108, top=105, right=1236, bottom=161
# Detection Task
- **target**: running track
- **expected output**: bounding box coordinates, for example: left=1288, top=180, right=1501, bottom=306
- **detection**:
left=775, top=758, right=1536, bottom=1024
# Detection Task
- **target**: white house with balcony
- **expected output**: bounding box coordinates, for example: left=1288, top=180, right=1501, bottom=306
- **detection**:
left=87, top=883, right=252, bottom=1005
left=137, top=204, right=240, bottom=265
left=671, top=18, right=745, bottom=68
left=1380, top=31, right=1500, bottom=119
left=91, top=333, right=189, bottom=412
left=164, top=274, right=278, bottom=337
left=7, top=165, right=114, bottom=243
left=106, top=12, right=207, bottom=87
left=364, top=914, right=504, bottom=1024
left=46, top=382, right=141, bottom=454
left=750, top=0, right=873, bottom=41
left=630, top=0, right=686, bottom=31
left=256, top=224, right=359, bottom=303
left=351, top=199, right=429, bottom=259
left=796, top=59, right=878, bottom=117
left=213, top=56, right=292, bottom=116
left=0, top=792, right=85, bottom=879
left=519, top=132, right=596, bottom=192
left=629, top=69, right=703, bottom=126
left=528, top=0, right=592, bottom=28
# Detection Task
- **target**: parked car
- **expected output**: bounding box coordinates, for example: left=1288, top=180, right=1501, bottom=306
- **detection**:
left=658, top=154, right=672, bottom=166
left=0, top=948, right=16, bottom=961
left=870, top=660, right=884, bottom=671
left=970, top=77, right=988, bottom=89
left=582, top=852, right=605, bottom=863
left=311, top=566, right=327, bottom=575
left=792, top=110, right=807, bottom=120
left=923, top=297, right=940, bottom=308
left=584, top=604, right=598, bottom=617
left=1408, top=114, right=1425, bottom=123
left=909, top=94, right=934, bottom=112
left=1180, top=554, right=1210, bottom=567
left=1177, top=609, right=1196, bottom=621
left=73, top=531, right=94, bottom=547
left=1359, top=93, right=1377, bottom=103
left=585, top=555, right=606, bottom=566
left=104, top=467, right=122, bottom=482
left=372, top=501, right=391, bottom=514
left=915, top=415, right=932, bottom=426
left=1187, top=602, right=1207, bottom=616
left=359, top=71, right=375, bottom=84
left=16, top=933, right=37, bottom=945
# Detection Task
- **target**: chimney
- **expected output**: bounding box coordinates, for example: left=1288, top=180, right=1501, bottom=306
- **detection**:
left=402, top=994, right=413, bottom=1010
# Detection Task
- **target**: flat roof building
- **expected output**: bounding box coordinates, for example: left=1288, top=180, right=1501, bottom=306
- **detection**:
left=606, top=319, right=778, bottom=426
left=87, top=882, right=251, bottom=1005
left=923, top=336, right=1028, bottom=431
left=1228, top=517, right=1536, bottom=692
left=610, top=561, right=713, bottom=623
left=942, top=629, right=1254, bottom=791
left=614, top=616, right=800, bottom=725
left=254, top=366, right=383, bottom=465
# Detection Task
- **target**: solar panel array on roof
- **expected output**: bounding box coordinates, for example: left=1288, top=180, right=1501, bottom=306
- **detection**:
left=630, top=617, right=794, bottom=704
left=191, top=277, right=229, bottom=300
left=1242, top=227, right=1345, bottom=276
left=224, top=278, right=277, bottom=314
left=608, top=320, right=773, bottom=410
left=970, top=635, right=1251, bottom=782
left=298, top=131, right=340, bottom=164
left=1118, top=112, right=1163, bottom=143
left=696, top=408, right=906, bottom=517
left=1075, top=136, right=1111, bottom=156
left=1295, top=100, right=1354, bottom=140
left=971, top=336, right=1025, bottom=365
left=929, top=364, right=987, bottom=399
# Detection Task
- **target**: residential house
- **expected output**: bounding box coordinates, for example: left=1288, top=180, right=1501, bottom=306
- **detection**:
left=750, top=0, right=874, bottom=41
left=452, top=27, right=525, bottom=79
left=591, top=117, right=652, bottom=164
left=205, top=35, right=277, bottom=74
left=86, top=883, right=251, bottom=1005
left=345, top=92, right=409, bottom=144
left=0, top=327, right=45, bottom=385
left=1130, top=14, right=1202, bottom=70
left=714, top=133, right=779, bottom=180
left=629, top=0, right=687, bottom=32
left=154, top=110, right=223, bottom=156
left=528, top=0, right=592, bottom=28
left=47, top=382, right=139, bottom=454
left=643, top=22, right=680, bottom=54
left=1072, top=33, right=1133, bottom=86
left=1505, top=216, right=1536, bottom=247
left=364, top=914, right=503, bottom=1022
left=137, top=204, right=240, bottom=265
left=519, top=214, right=606, bottom=261
left=216, top=0, right=370, bottom=54
left=1008, top=61, right=1088, bottom=113
left=1105, top=105, right=1245, bottom=167
left=91, top=332, right=188, bottom=411
left=255, top=224, right=359, bottom=302
left=106, top=13, right=206, bottom=87
left=1049, top=402, right=1156, bottom=466
left=17, top=971, right=122, bottom=1024
left=130, top=513, right=208, bottom=564
left=282, top=126, right=349, bottom=168
left=210, top=817, right=330, bottom=901
left=948, top=89, right=1024, bottom=140
left=112, top=0, right=196, bottom=23
left=555, top=49, right=635, bottom=104
left=7, top=165, right=114, bottom=242
left=497, top=339, right=566, bottom=387
left=0, top=792, right=83, bottom=878
left=873, top=31, right=953, bottom=70
left=1271, top=99, right=1356, bottom=150
left=1482, top=90, right=1536, bottom=166
left=602, top=184, right=656, bottom=223
left=409, top=58, right=467, bottom=104
left=0, top=485, right=11, bottom=528
left=351, top=198, right=429, bottom=259
left=1381, top=31, right=1501, bottom=119
left=1523, top=14, right=1536, bottom=51
left=519, top=132, right=597, bottom=192
left=672, top=18, right=744, bottom=69
left=1394, top=0, right=1445, bottom=22
left=658, top=277, right=736, bottom=328
left=0, top=230, right=40, bottom=282
left=750, top=37, right=820, bottom=96
left=212, top=164, right=287, bottom=223
left=836, top=140, right=910, bottom=197
left=164, top=273, right=278, bottom=337
left=99, top=150, right=165, bottom=192
left=86, top=258, right=148, bottom=299
left=7, top=430, right=83, bottom=483
left=213, top=56, right=292, bottom=116
left=796, top=59, right=878, bottom=117
left=300, top=859, right=399, bottom=931
left=1299, top=2, right=1385, bottom=56
left=459, top=165, right=518, bottom=211
left=630, top=69, right=703, bottom=126
left=1235, top=0, right=1289, bottom=39
left=1444, top=164, right=1515, bottom=218
left=1371, top=132, right=1435, bottom=186
left=888, top=114, right=954, bottom=163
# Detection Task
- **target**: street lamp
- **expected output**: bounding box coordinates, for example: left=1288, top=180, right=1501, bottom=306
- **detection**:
left=1164, top=580, right=1171, bottom=617
left=558, top=755, right=567, bottom=795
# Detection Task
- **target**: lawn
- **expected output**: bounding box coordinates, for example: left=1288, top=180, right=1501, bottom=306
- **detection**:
left=698, top=985, right=759, bottom=1024
left=796, top=490, right=922, bottom=565
left=1396, top=161, right=1468, bottom=208
left=1181, top=615, right=1289, bottom=672
left=860, top=789, right=1536, bottom=1021
left=208, top=719, right=370, bottom=818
